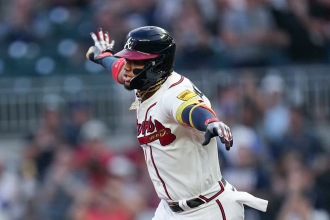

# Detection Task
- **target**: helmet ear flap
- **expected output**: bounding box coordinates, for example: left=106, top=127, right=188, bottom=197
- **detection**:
left=149, top=54, right=166, bottom=72
left=130, top=56, right=168, bottom=91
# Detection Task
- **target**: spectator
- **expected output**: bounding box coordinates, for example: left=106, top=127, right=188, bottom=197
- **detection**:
left=123, top=0, right=157, bottom=29
left=223, top=125, right=269, bottom=193
left=314, top=103, right=330, bottom=153
left=215, top=85, right=240, bottom=127
left=239, top=71, right=265, bottom=129
left=272, top=107, right=324, bottom=163
left=222, top=125, right=269, bottom=220
left=269, top=0, right=328, bottom=63
left=276, top=160, right=329, bottom=220
left=0, top=158, right=29, bottom=220
left=314, top=155, right=330, bottom=215
left=125, top=146, right=161, bottom=210
left=172, top=0, right=216, bottom=70
left=63, top=101, right=92, bottom=147
left=93, top=1, right=129, bottom=53
left=74, top=120, right=113, bottom=189
left=219, top=0, right=289, bottom=67
left=3, top=0, right=37, bottom=43
left=260, top=72, right=290, bottom=149
left=107, top=155, right=153, bottom=220
left=36, top=147, right=84, bottom=220
left=71, top=189, right=133, bottom=220
left=152, top=0, right=182, bottom=31
left=24, top=105, right=66, bottom=182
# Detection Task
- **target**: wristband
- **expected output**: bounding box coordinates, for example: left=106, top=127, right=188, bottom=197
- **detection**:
left=98, top=52, right=113, bottom=59
left=204, top=118, right=220, bottom=125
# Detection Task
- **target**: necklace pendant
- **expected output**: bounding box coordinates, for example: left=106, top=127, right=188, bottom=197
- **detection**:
left=129, top=100, right=140, bottom=110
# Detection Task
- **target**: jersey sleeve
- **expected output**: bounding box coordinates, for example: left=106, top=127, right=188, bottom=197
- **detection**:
left=181, top=104, right=218, bottom=131
left=161, top=84, right=213, bottom=125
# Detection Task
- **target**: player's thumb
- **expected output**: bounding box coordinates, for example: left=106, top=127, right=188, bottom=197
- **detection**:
left=86, top=46, right=95, bottom=60
left=202, top=130, right=212, bottom=146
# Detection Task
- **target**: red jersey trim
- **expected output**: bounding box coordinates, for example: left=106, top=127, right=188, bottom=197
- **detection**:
left=169, top=76, right=184, bottom=89
left=143, top=102, right=157, bottom=136
left=199, top=105, right=217, bottom=117
left=149, top=146, right=173, bottom=200
left=144, top=103, right=157, bottom=122
left=216, top=200, right=226, bottom=220
left=199, top=181, right=225, bottom=202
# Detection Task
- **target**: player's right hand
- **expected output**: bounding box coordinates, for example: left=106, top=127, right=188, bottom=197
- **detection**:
left=86, top=28, right=115, bottom=64
left=202, top=121, right=233, bottom=151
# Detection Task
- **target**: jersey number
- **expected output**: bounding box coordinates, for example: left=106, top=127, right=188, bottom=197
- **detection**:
left=192, top=83, right=204, bottom=98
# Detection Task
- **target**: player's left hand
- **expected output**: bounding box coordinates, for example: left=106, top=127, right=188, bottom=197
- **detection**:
left=86, top=27, right=115, bottom=64
left=202, top=121, right=233, bottom=151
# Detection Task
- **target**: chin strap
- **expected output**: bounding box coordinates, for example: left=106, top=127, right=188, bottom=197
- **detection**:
left=130, top=55, right=167, bottom=91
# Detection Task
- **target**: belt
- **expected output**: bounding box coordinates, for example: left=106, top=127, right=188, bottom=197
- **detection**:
left=168, top=177, right=227, bottom=213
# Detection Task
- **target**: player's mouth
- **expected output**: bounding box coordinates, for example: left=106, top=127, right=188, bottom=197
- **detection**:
left=123, top=73, right=131, bottom=82
left=123, top=73, right=132, bottom=90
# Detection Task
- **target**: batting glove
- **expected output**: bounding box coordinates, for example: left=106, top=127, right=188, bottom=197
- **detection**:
left=202, top=121, right=233, bottom=151
left=86, top=28, right=115, bottom=64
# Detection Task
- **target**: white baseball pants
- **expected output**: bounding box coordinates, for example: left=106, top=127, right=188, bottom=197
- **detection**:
left=152, top=181, right=267, bottom=220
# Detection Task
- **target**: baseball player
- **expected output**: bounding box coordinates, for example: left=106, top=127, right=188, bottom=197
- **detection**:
left=86, top=26, right=268, bottom=220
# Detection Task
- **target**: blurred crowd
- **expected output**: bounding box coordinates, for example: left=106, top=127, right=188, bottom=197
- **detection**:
left=0, top=100, right=160, bottom=220
left=0, top=0, right=330, bottom=76
left=214, top=72, right=330, bottom=220
left=0, top=0, right=330, bottom=220
left=0, top=72, right=329, bottom=220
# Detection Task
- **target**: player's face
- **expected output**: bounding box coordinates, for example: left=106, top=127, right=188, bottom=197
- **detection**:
left=123, top=59, right=146, bottom=90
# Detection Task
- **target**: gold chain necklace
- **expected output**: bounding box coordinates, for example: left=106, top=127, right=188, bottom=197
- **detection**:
left=129, top=79, right=166, bottom=110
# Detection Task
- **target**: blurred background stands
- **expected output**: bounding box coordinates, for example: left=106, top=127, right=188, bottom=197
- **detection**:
left=0, top=0, right=330, bottom=220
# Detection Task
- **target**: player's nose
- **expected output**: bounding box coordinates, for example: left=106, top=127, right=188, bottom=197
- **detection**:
left=124, top=61, right=131, bottom=71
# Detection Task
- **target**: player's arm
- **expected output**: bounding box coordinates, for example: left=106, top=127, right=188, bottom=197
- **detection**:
left=86, top=28, right=125, bottom=84
left=176, top=100, right=233, bottom=150
left=101, top=57, right=125, bottom=84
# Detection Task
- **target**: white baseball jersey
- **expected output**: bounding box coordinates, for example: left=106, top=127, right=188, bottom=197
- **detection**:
left=135, top=71, right=222, bottom=202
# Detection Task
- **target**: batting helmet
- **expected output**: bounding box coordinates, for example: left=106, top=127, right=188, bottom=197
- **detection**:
left=114, top=26, right=176, bottom=91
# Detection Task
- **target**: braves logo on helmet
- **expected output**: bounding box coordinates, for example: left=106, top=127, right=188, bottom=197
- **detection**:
left=124, top=37, right=135, bottom=49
